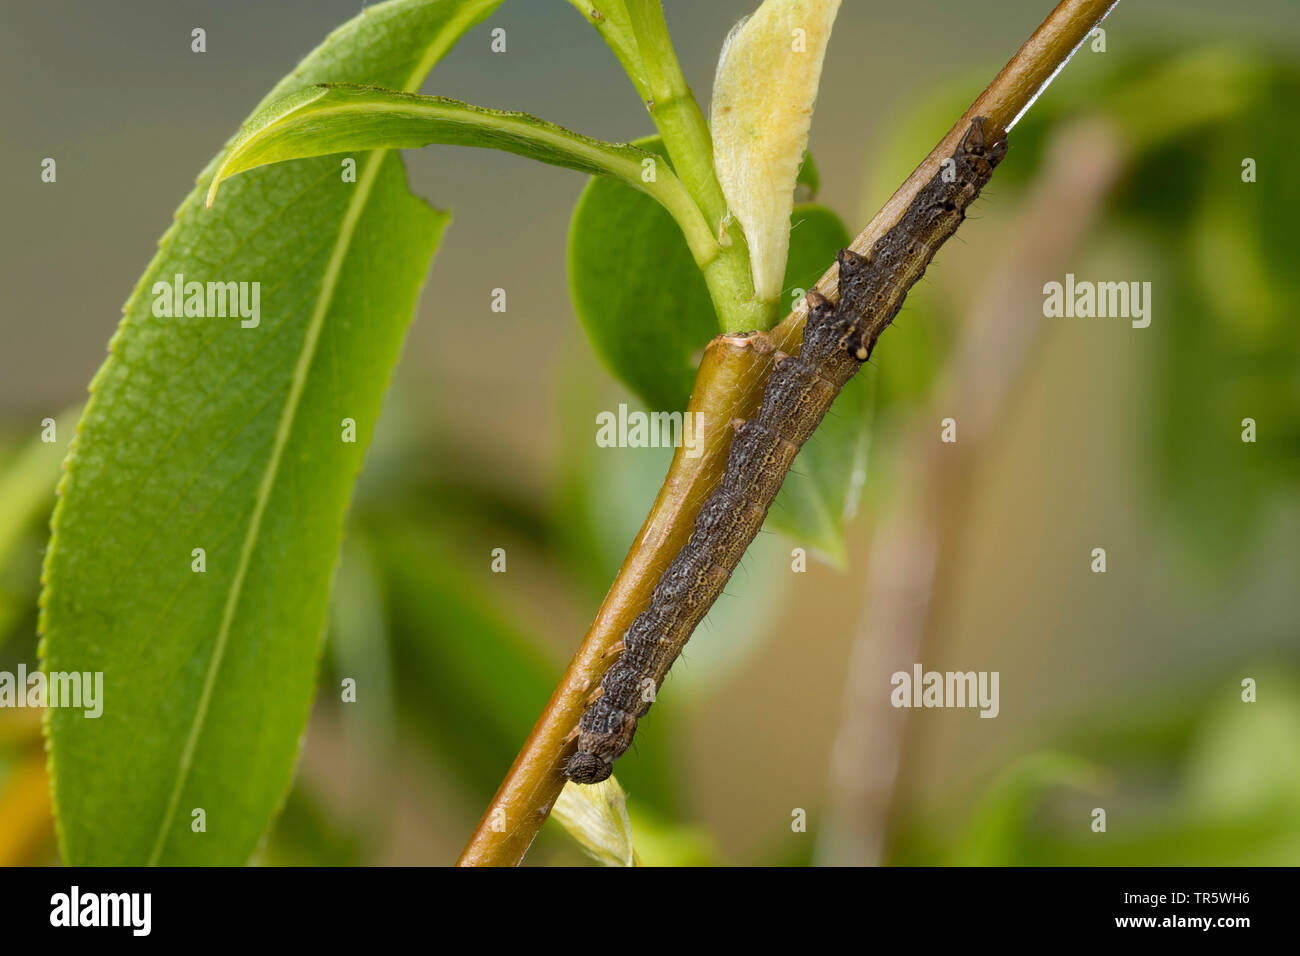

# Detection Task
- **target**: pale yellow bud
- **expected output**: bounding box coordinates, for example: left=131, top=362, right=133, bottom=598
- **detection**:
left=551, top=777, right=639, bottom=867
left=711, top=0, right=842, bottom=302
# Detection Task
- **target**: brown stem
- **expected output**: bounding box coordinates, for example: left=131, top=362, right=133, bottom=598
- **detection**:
left=457, top=0, right=1120, bottom=867
left=774, top=0, right=1119, bottom=343
left=456, top=332, right=779, bottom=865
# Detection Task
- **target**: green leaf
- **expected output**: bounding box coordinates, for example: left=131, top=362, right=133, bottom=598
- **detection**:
left=568, top=148, right=852, bottom=409
left=568, top=136, right=717, bottom=412
left=207, top=84, right=714, bottom=267
left=40, top=0, right=500, bottom=866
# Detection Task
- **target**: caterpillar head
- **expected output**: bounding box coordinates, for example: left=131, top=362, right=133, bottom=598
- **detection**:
left=565, top=751, right=613, bottom=784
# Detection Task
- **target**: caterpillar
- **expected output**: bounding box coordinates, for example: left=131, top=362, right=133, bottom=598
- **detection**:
left=565, top=117, right=1008, bottom=784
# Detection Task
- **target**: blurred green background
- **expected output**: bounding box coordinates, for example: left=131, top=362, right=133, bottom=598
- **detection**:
left=1, top=0, right=1297, bottom=865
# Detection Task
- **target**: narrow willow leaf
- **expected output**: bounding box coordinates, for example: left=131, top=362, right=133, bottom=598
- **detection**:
left=550, top=777, right=638, bottom=867
left=207, top=85, right=715, bottom=267
left=711, top=0, right=841, bottom=301
left=210, top=85, right=658, bottom=203
left=40, top=0, right=501, bottom=866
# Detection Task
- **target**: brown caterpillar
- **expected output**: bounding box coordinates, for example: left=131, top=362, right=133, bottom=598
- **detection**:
left=565, top=118, right=1008, bottom=784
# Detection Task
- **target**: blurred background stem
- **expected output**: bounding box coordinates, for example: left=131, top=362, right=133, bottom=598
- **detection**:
left=815, top=118, right=1126, bottom=865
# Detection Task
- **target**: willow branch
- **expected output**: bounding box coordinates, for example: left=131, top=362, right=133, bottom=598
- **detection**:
left=457, top=0, right=1120, bottom=868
